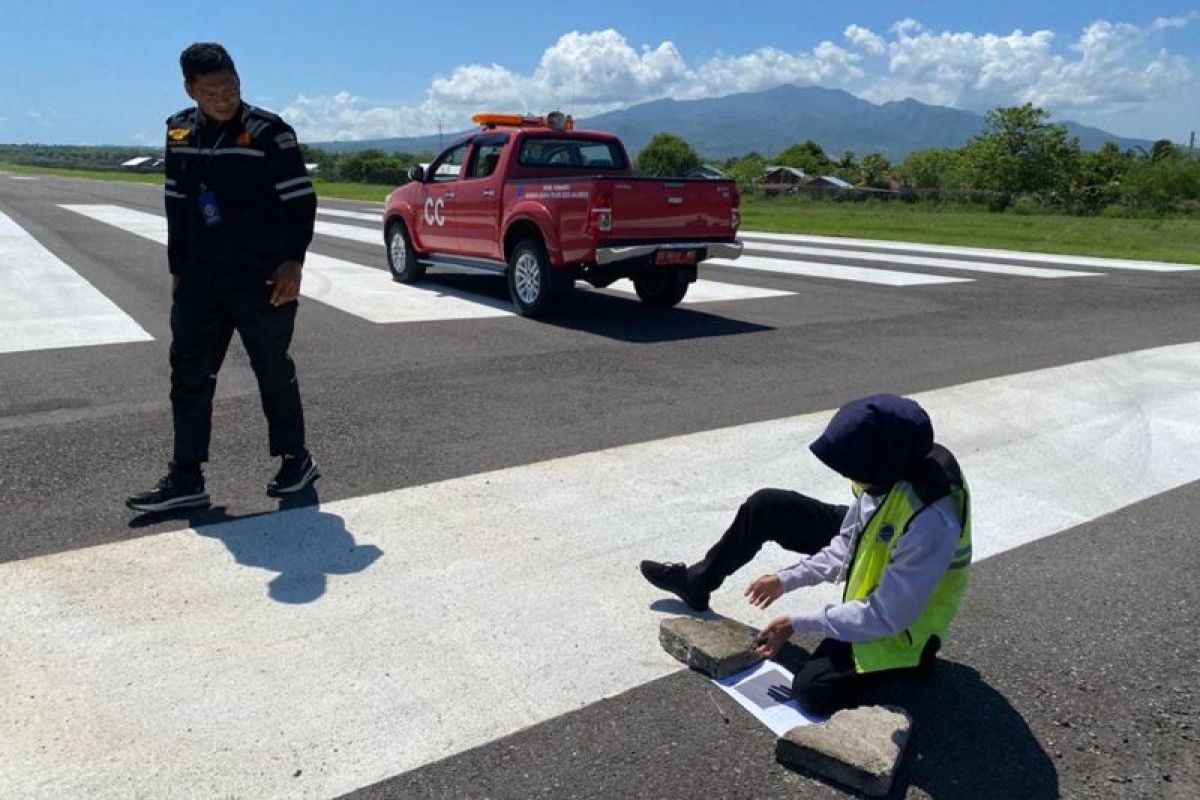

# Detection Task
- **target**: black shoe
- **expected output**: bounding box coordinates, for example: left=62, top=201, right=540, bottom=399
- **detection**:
left=267, top=451, right=319, bottom=497
left=639, top=560, right=711, bottom=611
left=126, top=469, right=210, bottom=513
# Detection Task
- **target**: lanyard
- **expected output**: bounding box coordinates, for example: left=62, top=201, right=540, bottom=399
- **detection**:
left=195, top=129, right=227, bottom=191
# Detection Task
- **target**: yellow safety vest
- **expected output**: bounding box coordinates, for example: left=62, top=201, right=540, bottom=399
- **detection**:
left=844, top=460, right=972, bottom=673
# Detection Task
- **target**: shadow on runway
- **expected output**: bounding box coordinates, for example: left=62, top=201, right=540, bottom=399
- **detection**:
left=127, top=487, right=383, bottom=604
left=769, top=652, right=1059, bottom=799
left=425, top=273, right=774, bottom=343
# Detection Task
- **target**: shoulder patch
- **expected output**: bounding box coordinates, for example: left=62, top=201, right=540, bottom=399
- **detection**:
left=274, top=131, right=298, bottom=150
left=167, top=127, right=191, bottom=143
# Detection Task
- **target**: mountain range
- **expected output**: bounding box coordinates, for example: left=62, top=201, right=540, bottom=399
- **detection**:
left=312, top=84, right=1155, bottom=161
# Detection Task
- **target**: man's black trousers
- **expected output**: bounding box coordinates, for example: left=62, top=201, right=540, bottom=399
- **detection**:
left=170, top=276, right=305, bottom=465
left=687, top=488, right=933, bottom=715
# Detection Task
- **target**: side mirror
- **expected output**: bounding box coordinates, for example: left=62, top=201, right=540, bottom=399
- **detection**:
left=406, top=165, right=425, bottom=183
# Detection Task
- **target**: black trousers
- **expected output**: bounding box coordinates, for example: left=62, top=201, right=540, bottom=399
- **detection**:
left=170, top=275, right=305, bottom=465
left=688, top=488, right=930, bottom=715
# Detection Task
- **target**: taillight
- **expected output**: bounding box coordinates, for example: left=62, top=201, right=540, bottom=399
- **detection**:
left=587, top=191, right=613, bottom=237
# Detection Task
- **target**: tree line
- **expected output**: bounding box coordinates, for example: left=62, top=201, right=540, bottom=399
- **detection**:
left=635, top=104, right=1200, bottom=216
left=5, top=103, right=1196, bottom=215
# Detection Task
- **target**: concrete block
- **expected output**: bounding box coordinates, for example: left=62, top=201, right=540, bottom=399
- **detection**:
left=658, top=615, right=762, bottom=678
left=775, top=705, right=912, bottom=797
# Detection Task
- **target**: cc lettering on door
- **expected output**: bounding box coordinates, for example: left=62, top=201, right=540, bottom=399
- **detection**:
left=423, top=196, right=446, bottom=226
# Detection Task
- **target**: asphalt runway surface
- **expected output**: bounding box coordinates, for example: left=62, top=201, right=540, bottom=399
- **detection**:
left=2, top=171, right=1197, bottom=799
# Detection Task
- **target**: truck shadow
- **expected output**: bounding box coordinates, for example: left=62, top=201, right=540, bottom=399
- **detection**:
left=424, top=273, right=774, bottom=342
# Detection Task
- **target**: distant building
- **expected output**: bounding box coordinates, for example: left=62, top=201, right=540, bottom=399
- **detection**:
left=761, top=165, right=809, bottom=195
left=120, top=155, right=164, bottom=172
left=685, top=164, right=727, bottom=179
left=807, top=175, right=854, bottom=190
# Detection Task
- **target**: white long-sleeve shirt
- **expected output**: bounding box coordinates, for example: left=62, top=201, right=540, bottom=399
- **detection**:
left=777, top=488, right=962, bottom=642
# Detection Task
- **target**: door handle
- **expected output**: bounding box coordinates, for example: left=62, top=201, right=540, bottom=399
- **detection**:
left=444, top=192, right=456, bottom=199
left=482, top=189, right=496, bottom=198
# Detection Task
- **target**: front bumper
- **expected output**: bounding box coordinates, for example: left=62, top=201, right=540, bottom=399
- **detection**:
left=594, top=240, right=744, bottom=266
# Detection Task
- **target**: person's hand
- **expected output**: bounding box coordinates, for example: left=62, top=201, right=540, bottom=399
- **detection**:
left=267, top=260, right=303, bottom=306
left=744, top=574, right=784, bottom=609
left=753, top=616, right=794, bottom=659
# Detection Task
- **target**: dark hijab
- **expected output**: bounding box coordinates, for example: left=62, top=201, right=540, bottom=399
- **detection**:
left=809, top=394, right=934, bottom=491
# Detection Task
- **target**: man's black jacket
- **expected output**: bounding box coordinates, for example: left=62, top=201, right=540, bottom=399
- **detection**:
left=164, top=103, right=316, bottom=281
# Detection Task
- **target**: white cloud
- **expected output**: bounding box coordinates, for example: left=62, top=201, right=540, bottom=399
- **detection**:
left=282, top=18, right=1197, bottom=142
left=844, top=24, right=886, bottom=56
left=847, top=17, right=1193, bottom=118
left=281, top=29, right=861, bottom=141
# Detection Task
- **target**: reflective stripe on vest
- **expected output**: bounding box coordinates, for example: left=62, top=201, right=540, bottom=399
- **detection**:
left=844, top=478, right=972, bottom=673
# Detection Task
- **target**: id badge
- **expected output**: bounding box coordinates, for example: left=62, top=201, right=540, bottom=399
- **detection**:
left=196, top=190, right=223, bottom=227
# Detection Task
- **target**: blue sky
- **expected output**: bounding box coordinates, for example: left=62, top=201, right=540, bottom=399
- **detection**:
left=1, top=1, right=1198, bottom=146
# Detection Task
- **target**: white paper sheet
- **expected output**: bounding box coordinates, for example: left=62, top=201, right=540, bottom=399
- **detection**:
left=713, top=661, right=825, bottom=735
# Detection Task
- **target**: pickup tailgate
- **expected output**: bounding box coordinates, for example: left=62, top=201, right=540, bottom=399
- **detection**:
left=607, top=178, right=737, bottom=240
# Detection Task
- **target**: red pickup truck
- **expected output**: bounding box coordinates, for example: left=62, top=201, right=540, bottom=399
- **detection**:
left=382, top=112, right=743, bottom=317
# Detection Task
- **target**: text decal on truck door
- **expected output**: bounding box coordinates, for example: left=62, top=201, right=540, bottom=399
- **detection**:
left=423, top=197, right=446, bottom=226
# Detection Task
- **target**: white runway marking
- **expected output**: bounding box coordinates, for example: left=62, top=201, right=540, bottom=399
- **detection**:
left=318, top=208, right=381, bottom=223
left=311, top=219, right=795, bottom=305
left=739, top=230, right=1199, bottom=272
left=0, top=210, right=152, bottom=354
left=58, top=205, right=514, bottom=323
left=7, top=176, right=40, bottom=181
left=314, top=219, right=382, bottom=244
left=707, top=254, right=972, bottom=286
left=742, top=240, right=1100, bottom=279
left=5, top=341, right=1200, bottom=798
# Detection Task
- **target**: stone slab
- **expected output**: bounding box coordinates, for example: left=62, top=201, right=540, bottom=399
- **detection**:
left=775, top=705, right=913, bottom=797
left=658, top=615, right=763, bottom=678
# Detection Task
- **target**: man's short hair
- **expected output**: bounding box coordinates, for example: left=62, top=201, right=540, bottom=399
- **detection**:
left=180, top=43, right=237, bottom=83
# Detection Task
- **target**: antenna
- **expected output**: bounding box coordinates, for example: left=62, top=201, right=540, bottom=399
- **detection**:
left=437, top=117, right=443, bottom=151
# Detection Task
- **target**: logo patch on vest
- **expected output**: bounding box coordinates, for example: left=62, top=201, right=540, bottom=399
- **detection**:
left=878, top=524, right=896, bottom=542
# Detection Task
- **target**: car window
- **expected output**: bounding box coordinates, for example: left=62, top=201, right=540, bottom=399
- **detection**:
left=467, top=141, right=505, bottom=179
left=430, top=142, right=469, bottom=182
left=517, top=137, right=625, bottom=169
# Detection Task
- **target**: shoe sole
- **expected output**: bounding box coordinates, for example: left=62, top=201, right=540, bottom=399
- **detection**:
left=267, top=462, right=320, bottom=497
left=125, top=492, right=210, bottom=513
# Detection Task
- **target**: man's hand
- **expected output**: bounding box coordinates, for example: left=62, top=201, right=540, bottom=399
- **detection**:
left=745, top=574, right=784, bottom=609
left=267, top=260, right=303, bottom=306
left=753, top=616, right=794, bottom=659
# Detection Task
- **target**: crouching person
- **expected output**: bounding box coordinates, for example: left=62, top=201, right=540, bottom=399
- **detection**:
left=640, top=394, right=972, bottom=715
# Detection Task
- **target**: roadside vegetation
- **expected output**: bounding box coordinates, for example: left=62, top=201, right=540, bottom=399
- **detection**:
left=5, top=103, right=1198, bottom=262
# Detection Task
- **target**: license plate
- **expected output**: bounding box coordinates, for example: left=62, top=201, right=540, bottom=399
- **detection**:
left=654, top=249, right=697, bottom=265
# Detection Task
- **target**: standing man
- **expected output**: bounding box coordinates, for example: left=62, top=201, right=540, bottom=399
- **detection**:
left=640, top=394, right=971, bottom=715
left=127, top=42, right=319, bottom=513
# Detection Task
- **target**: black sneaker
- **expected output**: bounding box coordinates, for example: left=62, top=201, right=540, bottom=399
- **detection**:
left=126, top=469, right=209, bottom=513
left=267, top=451, right=319, bottom=497
left=639, top=560, right=711, bottom=611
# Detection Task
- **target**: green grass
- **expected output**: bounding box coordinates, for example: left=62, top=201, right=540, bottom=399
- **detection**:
left=741, top=196, right=1200, bottom=264
left=1, top=161, right=164, bottom=185
left=5, top=162, right=1197, bottom=263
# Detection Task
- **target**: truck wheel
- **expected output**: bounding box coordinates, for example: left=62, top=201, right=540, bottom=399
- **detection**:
left=633, top=268, right=689, bottom=308
left=386, top=220, right=425, bottom=283
left=507, top=238, right=562, bottom=318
